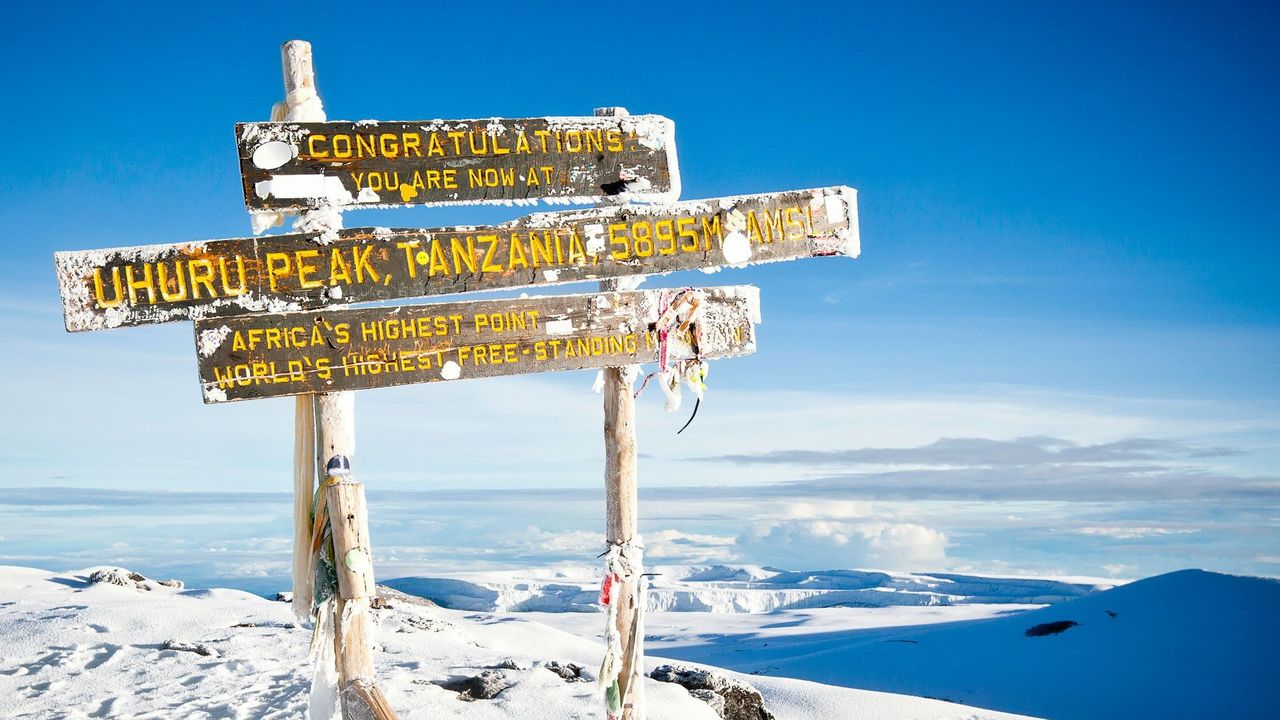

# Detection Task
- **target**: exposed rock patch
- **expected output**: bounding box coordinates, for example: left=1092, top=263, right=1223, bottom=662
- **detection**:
left=650, top=664, right=773, bottom=720
left=88, top=568, right=182, bottom=592
left=436, top=670, right=509, bottom=701
left=162, top=640, right=218, bottom=657
left=544, top=660, right=586, bottom=682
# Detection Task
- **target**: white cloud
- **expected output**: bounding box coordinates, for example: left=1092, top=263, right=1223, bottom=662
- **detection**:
left=1075, top=526, right=1199, bottom=540
left=644, top=528, right=737, bottom=563
left=525, top=528, right=600, bottom=554
left=735, top=519, right=948, bottom=571
left=781, top=501, right=872, bottom=519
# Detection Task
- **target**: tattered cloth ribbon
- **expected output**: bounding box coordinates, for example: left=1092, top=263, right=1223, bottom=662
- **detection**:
left=631, top=289, right=710, bottom=433
left=305, top=456, right=350, bottom=719
left=634, top=288, right=716, bottom=420
left=598, top=538, right=646, bottom=719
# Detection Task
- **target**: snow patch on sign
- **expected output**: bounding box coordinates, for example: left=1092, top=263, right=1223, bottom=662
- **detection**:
left=582, top=224, right=606, bottom=254
left=545, top=319, right=574, bottom=335
left=197, top=325, right=232, bottom=357
left=614, top=275, right=645, bottom=292
left=251, top=141, right=296, bottom=170
left=203, top=386, right=228, bottom=403
left=721, top=231, right=752, bottom=266
left=293, top=206, right=344, bottom=244
left=250, top=210, right=285, bottom=236
left=255, top=175, right=353, bottom=204
left=543, top=270, right=560, bottom=282
left=440, top=361, right=462, bottom=380
left=834, top=186, right=861, bottom=258
left=356, top=187, right=380, bottom=204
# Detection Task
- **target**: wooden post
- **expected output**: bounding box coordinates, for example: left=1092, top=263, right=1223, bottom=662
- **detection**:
left=325, top=468, right=397, bottom=719
left=280, top=40, right=329, bottom=625
left=596, top=106, right=644, bottom=720
left=277, top=40, right=396, bottom=720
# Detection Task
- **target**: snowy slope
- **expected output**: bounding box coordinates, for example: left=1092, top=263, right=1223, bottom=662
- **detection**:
left=0, top=566, right=1035, bottom=720
left=647, top=570, right=1280, bottom=720
left=385, top=565, right=1112, bottom=613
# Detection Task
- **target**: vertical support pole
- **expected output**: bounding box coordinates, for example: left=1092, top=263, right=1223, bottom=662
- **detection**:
left=291, top=394, right=316, bottom=622
left=596, top=106, right=644, bottom=720
left=276, top=40, right=397, bottom=720
left=326, top=468, right=397, bottom=719
left=280, top=40, right=330, bottom=625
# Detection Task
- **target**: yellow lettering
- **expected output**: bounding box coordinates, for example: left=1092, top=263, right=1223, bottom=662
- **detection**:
left=330, top=248, right=353, bottom=285
left=307, top=135, right=328, bottom=158
left=478, top=235, right=502, bottom=272
left=219, top=257, right=247, bottom=296
left=295, top=249, right=322, bottom=289
left=92, top=267, right=124, bottom=309
left=157, top=261, right=189, bottom=302
left=450, top=237, right=477, bottom=274
left=508, top=233, right=529, bottom=270
left=125, top=264, right=156, bottom=305
left=266, top=252, right=291, bottom=292
left=189, top=259, right=217, bottom=300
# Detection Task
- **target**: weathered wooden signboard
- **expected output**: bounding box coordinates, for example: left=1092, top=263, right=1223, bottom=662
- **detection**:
left=237, top=116, right=679, bottom=211
left=194, top=286, right=759, bottom=403
left=55, top=187, right=856, bottom=333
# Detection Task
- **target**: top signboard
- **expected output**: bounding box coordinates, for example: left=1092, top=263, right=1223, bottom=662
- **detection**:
left=236, top=115, right=680, bottom=211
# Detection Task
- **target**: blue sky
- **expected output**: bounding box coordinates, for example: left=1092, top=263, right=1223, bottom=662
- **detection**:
left=1, top=1, right=1277, bottom=589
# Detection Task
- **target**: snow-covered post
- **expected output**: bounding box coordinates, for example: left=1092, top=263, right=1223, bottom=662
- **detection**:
left=595, top=106, right=646, bottom=720
left=274, top=40, right=395, bottom=720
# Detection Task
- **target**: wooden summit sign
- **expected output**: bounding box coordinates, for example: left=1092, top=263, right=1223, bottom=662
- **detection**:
left=237, top=116, right=679, bottom=211
left=194, top=286, right=759, bottom=403
left=56, top=186, right=856, bottom=332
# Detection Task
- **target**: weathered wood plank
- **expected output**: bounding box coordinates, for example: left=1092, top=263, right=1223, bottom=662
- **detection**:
left=57, top=186, right=854, bottom=332
left=236, top=116, right=679, bottom=211
left=193, top=286, right=759, bottom=403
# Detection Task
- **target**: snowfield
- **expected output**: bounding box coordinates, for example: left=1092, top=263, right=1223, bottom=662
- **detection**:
left=2, top=564, right=1275, bottom=719
left=0, top=565, right=1036, bottom=720
left=529, top=569, right=1280, bottom=720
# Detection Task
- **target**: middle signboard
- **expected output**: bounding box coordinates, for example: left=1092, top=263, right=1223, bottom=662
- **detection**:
left=56, top=186, right=857, bottom=333
left=194, top=286, right=760, bottom=403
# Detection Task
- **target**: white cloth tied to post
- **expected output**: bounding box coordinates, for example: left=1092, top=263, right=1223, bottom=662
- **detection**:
left=598, top=538, right=646, bottom=718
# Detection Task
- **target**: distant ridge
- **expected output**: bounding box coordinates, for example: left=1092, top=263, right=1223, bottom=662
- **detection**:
left=384, top=564, right=1114, bottom=613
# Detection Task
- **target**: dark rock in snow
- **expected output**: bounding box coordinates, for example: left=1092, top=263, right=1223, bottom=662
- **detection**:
left=162, top=640, right=218, bottom=657
left=544, top=660, right=586, bottom=682
left=493, top=658, right=530, bottom=671
left=1025, top=620, right=1079, bottom=637
left=88, top=568, right=183, bottom=591
left=273, top=592, right=293, bottom=603
left=650, top=664, right=774, bottom=720
left=691, top=688, right=726, bottom=716
left=437, top=670, right=509, bottom=701
left=88, top=568, right=141, bottom=589
left=375, top=584, right=438, bottom=609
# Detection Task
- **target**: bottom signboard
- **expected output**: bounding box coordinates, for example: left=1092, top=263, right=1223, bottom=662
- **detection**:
left=194, top=286, right=760, bottom=403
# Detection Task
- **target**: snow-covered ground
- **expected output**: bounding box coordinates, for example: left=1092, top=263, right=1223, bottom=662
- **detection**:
left=0, top=565, right=1036, bottom=720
